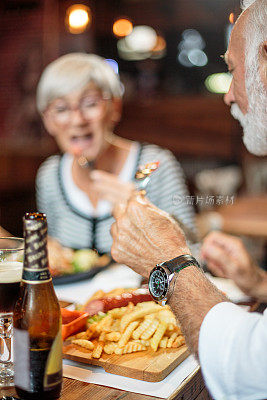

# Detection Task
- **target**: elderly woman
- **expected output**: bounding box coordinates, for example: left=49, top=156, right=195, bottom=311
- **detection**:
left=36, top=53, right=197, bottom=253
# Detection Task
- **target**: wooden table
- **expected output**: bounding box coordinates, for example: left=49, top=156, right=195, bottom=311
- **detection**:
left=0, top=367, right=212, bottom=400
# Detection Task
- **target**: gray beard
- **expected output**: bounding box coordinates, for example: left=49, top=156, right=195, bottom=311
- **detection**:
left=230, top=103, right=267, bottom=157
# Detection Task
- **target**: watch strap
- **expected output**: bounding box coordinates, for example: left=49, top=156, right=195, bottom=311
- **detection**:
left=159, top=254, right=200, bottom=274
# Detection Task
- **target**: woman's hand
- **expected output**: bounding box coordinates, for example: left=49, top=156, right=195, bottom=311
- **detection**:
left=111, top=193, right=190, bottom=279
left=90, top=170, right=135, bottom=206
left=201, top=231, right=267, bottom=300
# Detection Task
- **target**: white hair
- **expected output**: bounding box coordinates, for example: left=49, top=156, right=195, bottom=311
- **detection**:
left=233, top=0, right=267, bottom=156
left=241, top=0, right=257, bottom=9
left=36, top=53, right=123, bottom=113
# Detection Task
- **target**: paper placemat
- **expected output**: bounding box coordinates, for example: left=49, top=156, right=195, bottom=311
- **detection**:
left=63, top=355, right=199, bottom=399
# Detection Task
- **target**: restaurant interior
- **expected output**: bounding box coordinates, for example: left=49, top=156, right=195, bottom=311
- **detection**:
left=1, top=0, right=266, bottom=265
left=0, top=0, right=267, bottom=399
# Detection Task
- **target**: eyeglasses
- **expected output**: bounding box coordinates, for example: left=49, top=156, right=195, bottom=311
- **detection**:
left=46, top=95, right=111, bottom=124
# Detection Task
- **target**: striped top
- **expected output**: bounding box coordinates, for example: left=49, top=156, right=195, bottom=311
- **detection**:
left=36, top=143, right=198, bottom=254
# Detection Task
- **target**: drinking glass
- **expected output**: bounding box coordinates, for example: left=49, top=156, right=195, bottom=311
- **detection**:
left=0, top=238, right=24, bottom=387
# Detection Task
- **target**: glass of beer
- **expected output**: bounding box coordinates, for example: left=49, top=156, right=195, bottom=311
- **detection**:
left=0, top=237, right=24, bottom=387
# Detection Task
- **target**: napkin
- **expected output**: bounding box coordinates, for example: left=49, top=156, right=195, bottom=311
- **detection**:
left=63, top=355, right=199, bottom=399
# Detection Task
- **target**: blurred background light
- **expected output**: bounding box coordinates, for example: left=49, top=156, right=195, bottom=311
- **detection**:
left=125, top=25, right=157, bottom=53
left=188, top=49, right=208, bottom=67
left=180, top=29, right=205, bottom=50
left=105, top=59, right=119, bottom=74
left=113, top=18, right=133, bottom=38
left=66, top=4, right=91, bottom=34
left=151, top=35, right=167, bottom=59
left=229, top=12, right=235, bottom=24
left=205, top=73, right=232, bottom=93
left=117, top=33, right=166, bottom=61
left=177, top=50, right=194, bottom=67
left=117, top=38, right=151, bottom=60
left=225, top=13, right=234, bottom=47
left=177, top=28, right=207, bottom=68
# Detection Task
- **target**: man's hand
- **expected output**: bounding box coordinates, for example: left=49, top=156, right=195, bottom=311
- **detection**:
left=111, top=194, right=227, bottom=354
left=111, top=193, right=190, bottom=279
left=201, top=231, right=267, bottom=301
left=90, top=170, right=135, bottom=206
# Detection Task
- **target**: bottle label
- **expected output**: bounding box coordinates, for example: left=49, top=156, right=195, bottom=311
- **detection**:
left=14, top=328, right=31, bottom=390
left=23, top=221, right=51, bottom=283
left=14, top=328, right=62, bottom=393
left=44, top=330, right=63, bottom=389
left=22, top=270, right=52, bottom=284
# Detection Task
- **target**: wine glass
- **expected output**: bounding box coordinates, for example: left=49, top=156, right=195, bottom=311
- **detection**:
left=0, top=238, right=24, bottom=387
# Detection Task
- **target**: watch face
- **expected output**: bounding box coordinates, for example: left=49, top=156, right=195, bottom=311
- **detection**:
left=149, top=266, right=169, bottom=301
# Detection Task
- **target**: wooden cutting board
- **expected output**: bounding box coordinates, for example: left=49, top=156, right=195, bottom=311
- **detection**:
left=63, top=344, right=189, bottom=382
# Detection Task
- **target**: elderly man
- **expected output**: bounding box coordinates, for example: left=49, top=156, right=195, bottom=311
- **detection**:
left=111, top=0, right=267, bottom=398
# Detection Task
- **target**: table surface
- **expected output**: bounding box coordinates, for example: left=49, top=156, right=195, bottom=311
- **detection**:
left=1, top=295, right=263, bottom=399
left=1, top=295, right=213, bottom=400
left=0, top=367, right=213, bottom=400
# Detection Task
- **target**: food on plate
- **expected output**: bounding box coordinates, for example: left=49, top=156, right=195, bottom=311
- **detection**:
left=47, top=238, right=110, bottom=277
left=61, top=308, right=89, bottom=341
left=61, top=288, right=151, bottom=341
left=72, top=249, right=99, bottom=272
left=81, top=287, right=152, bottom=315
left=48, top=238, right=74, bottom=276
left=64, top=289, right=185, bottom=358
left=61, top=308, right=86, bottom=325
left=135, top=161, right=160, bottom=180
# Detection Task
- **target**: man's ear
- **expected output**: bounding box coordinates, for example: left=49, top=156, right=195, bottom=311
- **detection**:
left=111, top=98, right=122, bottom=124
left=259, top=40, right=267, bottom=88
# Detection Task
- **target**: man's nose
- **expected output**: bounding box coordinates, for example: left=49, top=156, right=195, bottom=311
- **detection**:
left=224, top=80, right=235, bottom=106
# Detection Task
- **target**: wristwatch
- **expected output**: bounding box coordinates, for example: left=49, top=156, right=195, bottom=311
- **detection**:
left=148, top=254, right=200, bottom=305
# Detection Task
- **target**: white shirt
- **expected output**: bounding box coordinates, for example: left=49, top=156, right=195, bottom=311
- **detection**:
left=199, top=302, right=267, bottom=400
left=61, top=143, right=139, bottom=217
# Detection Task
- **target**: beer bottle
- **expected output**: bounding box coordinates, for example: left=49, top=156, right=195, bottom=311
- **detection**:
left=13, top=212, right=62, bottom=400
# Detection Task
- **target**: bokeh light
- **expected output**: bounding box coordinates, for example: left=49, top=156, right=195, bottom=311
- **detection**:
left=188, top=49, right=208, bottom=67
left=105, top=59, right=119, bottom=74
left=125, top=26, right=157, bottom=53
left=113, top=18, right=133, bottom=38
left=177, top=29, right=207, bottom=68
left=151, top=36, right=166, bottom=59
left=178, top=50, right=194, bottom=67
left=116, top=26, right=166, bottom=61
left=180, top=29, right=205, bottom=50
left=152, top=36, right=166, bottom=53
left=117, top=38, right=151, bottom=61
left=205, top=73, right=232, bottom=93
left=229, top=13, right=235, bottom=24
left=66, top=4, right=91, bottom=34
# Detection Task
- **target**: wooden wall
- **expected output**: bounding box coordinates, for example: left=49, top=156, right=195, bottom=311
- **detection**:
left=118, top=95, right=243, bottom=160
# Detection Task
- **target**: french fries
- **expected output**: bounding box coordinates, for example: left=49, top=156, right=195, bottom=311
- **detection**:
left=132, top=314, right=154, bottom=340
left=72, top=339, right=94, bottom=350
left=118, top=321, right=139, bottom=348
left=67, top=299, right=185, bottom=358
left=151, top=321, right=168, bottom=352
left=120, top=304, right=161, bottom=332
left=92, top=341, right=104, bottom=358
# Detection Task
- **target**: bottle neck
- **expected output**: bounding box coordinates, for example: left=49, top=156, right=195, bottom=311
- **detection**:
left=22, top=220, right=51, bottom=284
